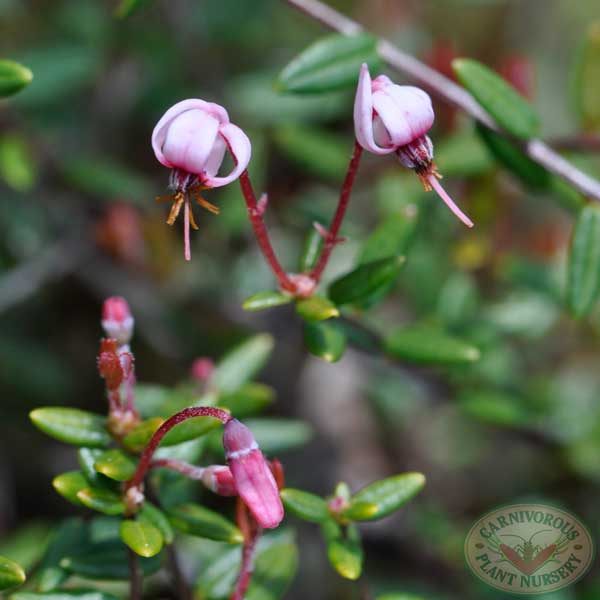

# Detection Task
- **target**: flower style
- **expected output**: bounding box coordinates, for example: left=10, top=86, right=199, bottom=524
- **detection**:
left=151, top=99, right=252, bottom=260
left=223, top=418, right=284, bottom=529
left=354, top=63, right=473, bottom=227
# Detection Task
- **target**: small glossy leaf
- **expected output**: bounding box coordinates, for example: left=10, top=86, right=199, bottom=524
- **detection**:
left=0, top=135, right=37, bottom=192
left=36, top=518, right=88, bottom=593
left=161, top=414, right=223, bottom=447
left=139, top=503, right=174, bottom=545
left=0, top=59, right=33, bottom=97
left=280, top=489, right=329, bottom=523
left=60, top=546, right=161, bottom=580
left=384, top=325, right=480, bottom=365
left=277, top=33, right=379, bottom=94
left=476, top=123, right=550, bottom=189
left=167, top=503, right=243, bottom=543
left=78, top=448, right=112, bottom=488
left=94, top=450, right=137, bottom=482
left=322, top=520, right=363, bottom=580
left=243, top=291, right=292, bottom=311
left=213, top=334, right=274, bottom=393
left=219, top=383, right=275, bottom=418
left=120, top=520, right=163, bottom=558
left=122, top=417, right=164, bottom=452
left=114, top=0, right=153, bottom=18
left=76, top=489, right=125, bottom=516
left=12, top=592, right=120, bottom=600
left=30, top=408, right=110, bottom=448
left=52, top=471, right=88, bottom=507
left=273, top=124, right=350, bottom=180
left=340, top=501, right=379, bottom=521
left=458, top=389, right=530, bottom=427
left=453, top=58, right=539, bottom=139
left=0, top=555, right=25, bottom=590
left=304, top=320, right=347, bottom=363
left=329, top=256, right=405, bottom=306
left=296, top=296, right=339, bottom=322
left=349, top=473, right=425, bottom=521
left=567, top=204, right=600, bottom=318
left=571, top=22, right=600, bottom=129
left=299, top=228, right=323, bottom=272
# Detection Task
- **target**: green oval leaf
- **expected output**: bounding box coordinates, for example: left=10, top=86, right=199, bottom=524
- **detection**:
left=30, top=408, right=110, bottom=448
left=329, top=256, right=405, bottom=306
left=76, top=489, right=125, bottom=516
left=0, top=59, right=33, bottom=97
left=296, top=296, right=339, bottom=322
left=213, top=334, right=274, bottom=393
left=114, top=0, right=152, bottom=18
left=340, top=501, right=379, bottom=521
left=243, top=291, right=292, bottom=311
left=161, top=414, right=223, bottom=447
left=52, top=471, right=88, bottom=507
left=453, top=58, right=539, bottom=139
left=94, top=450, right=137, bottom=482
left=349, top=473, right=425, bottom=521
left=120, top=520, right=163, bottom=558
left=299, top=228, right=323, bottom=272
left=0, top=135, right=37, bottom=192
left=322, top=521, right=363, bottom=580
left=476, top=124, right=550, bottom=189
left=280, top=489, right=329, bottom=523
left=277, top=33, right=379, bottom=94
left=219, top=383, right=275, bottom=418
left=384, top=324, right=480, bottom=365
left=304, top=321, right=347, bottom=363
left=121, top=417, right=163, bottom=453
left=139, top=503, right=174, bottom=545
left=167, top=503, right=243, bottom=544
left=458, top=389, right=531, bottom=427
left=567, top=204, right=600, bottom=318
left=0, top=555, right=25, bottom=590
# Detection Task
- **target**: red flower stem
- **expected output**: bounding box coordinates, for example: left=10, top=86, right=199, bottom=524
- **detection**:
left=231, top=500, right=262, bottom=600
left=310, top=141, right=363, bottom=282
left=126, top=407, right=231, bottom=491
left=238, top=171, right=295, bottom=292
left=150, top=458, right=206, bottom=480
left=107, top=389, right=121, bottom=413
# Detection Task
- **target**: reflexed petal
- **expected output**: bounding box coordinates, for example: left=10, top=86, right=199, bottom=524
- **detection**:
left=203, top=123, right=251, bottom=188
left=353, top=63, right=394, bottom=155
left=384, top=85, right=434, bottom=141
left=151, top=99, right=230, bottom=167
left=203, top=134, right=227, bottom=177
left=161, top=109, right=220, bottom=174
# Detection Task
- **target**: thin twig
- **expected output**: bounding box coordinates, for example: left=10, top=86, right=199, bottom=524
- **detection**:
left=284, top=0, right=600, bottom=202
left=238, top=171, right=295, bottom=292
left=128, top=548, right=142, bottom=600
left=310, top=141, right=363, bottom=282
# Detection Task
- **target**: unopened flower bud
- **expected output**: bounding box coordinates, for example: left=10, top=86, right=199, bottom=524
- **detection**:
left=102, top=297, right=134, bottom=346
left=223, top=419, right=284, bottom=529
left=97, top=339, right=123, bottom=391
left=201, top=465, right=237, bottom=497
left=354, top=63, right=473, bottom=228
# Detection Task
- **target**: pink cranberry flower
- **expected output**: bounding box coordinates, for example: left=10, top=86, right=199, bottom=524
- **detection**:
left=354, top=64, right=473, bottom=228
left=102, top=296, right=134, bottom=347
left=151, top=99, right=251, bottom=260
left=201, top=465, right=238, bottom=497
left=223, top=419, right=284, bottom=529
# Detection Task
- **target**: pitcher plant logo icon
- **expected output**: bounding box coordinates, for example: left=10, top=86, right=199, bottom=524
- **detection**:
left=465, top=504, right=593, bottom=594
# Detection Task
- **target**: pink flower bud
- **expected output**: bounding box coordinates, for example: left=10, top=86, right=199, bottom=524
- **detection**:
left=201, top=465, right=237, bottom=497
left=223, top=419, right=284, bottom=529
left=190, top=357, right=215, bottom=383
left=102, top=297, right=134, bottom=346
left=353, top=64, right=473, bottom=228
left=152, top=99, right=251, bottom=190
